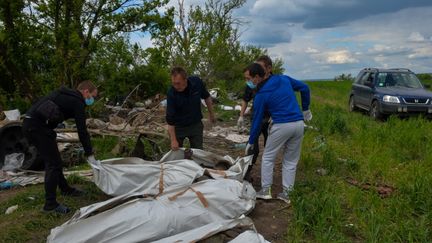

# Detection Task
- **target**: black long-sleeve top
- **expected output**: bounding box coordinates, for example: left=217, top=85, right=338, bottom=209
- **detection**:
left=27, top=87, right=93, bottom=156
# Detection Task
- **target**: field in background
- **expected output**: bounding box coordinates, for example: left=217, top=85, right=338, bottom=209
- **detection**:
left=1, top=79, right=432, bottom=242
left=290, top=80, right=432, bottom=242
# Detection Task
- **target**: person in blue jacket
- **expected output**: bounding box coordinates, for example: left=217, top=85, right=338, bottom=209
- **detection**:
left=244, top=63, right=312, bottom=204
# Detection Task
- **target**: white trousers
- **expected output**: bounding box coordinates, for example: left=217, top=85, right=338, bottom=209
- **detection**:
left=261, top=120, right=304, bottom=191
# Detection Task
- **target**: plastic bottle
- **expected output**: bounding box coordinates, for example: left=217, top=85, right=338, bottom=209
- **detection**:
left=233, top=143, right=247, bottom=149
left=0, top=181, right=14, bottom=190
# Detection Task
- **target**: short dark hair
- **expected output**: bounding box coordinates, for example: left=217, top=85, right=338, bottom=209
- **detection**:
left=77, top=80, right=97, bottom=92
left=246, top=63, right=265, bottom=78
left=170, top=66, right=187, bottom=79
left=256, top=55, right=273, bottom=68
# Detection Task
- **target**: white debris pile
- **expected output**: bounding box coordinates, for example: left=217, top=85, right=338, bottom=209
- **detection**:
left=218, top=104, right=242, bottom=111
left=2, top=109, right=21, bottom=121
left=0, top=169, right=92, bottom=187
left=1, top=153, right=24, bottom=171
left=206, top=125, right=249, bottom=143
left=86, top=98, right=167, bottom=135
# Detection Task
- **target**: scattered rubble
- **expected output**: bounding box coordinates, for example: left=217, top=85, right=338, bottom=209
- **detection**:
left=206, top=125, right=249, bottom=143
left=2, top=153, right=24, bottom=171
left=345, top=177, right=396, bottom=198
left=2, top=109, right=20, bottom=121
left=316, top=168, right=328, bottom=176
left=0, top=169, right=92, bottom=188
left=5, top=205, right=18, bottom=215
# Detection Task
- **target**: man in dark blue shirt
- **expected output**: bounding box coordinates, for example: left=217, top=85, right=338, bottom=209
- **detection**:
left=166, top=66, right=215, bottom=150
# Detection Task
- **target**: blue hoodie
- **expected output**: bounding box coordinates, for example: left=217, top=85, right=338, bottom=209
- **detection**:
left=248, top=74, right=310, bottom=144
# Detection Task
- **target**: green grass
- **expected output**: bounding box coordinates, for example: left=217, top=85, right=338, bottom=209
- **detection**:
left=288, top=80, right=432, bottom=242
left=0, top=177, right=108, bottom=242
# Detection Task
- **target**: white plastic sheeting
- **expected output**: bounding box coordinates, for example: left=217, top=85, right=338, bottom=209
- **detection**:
left=229, top=230, right=270, bottom=243
left=154, top=216, right=268, bottom=243
left=47, top=179, right=256, bottom=243
left=160, top=148, right=252, bottom=181
left=92, top=158, right=205, bottom=196
left=3, top=109, right=20, bottom=121
left=2, top=153, right=24, bottom=171
left=90, top=149, right=252, bottom=196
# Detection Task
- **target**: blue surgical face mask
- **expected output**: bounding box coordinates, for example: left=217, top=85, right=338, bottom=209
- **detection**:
left=85, top=96, right=94, bottom=106
left=246, top=80, right=256, bottom=89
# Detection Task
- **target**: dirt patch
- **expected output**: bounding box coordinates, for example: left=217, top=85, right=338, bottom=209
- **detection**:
left=204, top=132, right=291, bottom=242
left=0, top=186, right=30, bottom=204
left=249, top=200, right=291, bottom=242
left=248, top=152, right=291, bottom=242
left=345, top=177, right=396, bottom=198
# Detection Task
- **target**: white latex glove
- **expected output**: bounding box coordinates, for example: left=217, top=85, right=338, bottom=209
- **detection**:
left=87, top=155, right=100, bottom=168
left=245, top=143, right=254, bottom=156
left=237, top=116, right=244, bottom=127
left=267, top=117, right=273, bottom=132
left=303, top=110, right=312, bottom=122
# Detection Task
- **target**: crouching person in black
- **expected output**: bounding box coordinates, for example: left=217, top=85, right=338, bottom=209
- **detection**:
left=22, top=80, right=98, bottom=214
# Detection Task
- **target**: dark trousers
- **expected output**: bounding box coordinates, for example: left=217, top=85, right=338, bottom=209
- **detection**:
left=252, top=121, right=269, bottom=164
left=175, top=121, right=204, bottom=149
left=22, top=119, right=72, bottom=209
left=245, top=121, right=269, bottom=181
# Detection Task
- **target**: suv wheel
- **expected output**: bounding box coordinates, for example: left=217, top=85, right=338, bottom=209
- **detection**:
left=349, top=96, right=358, bottom=112
left=370, top=100, right=383, bottom=120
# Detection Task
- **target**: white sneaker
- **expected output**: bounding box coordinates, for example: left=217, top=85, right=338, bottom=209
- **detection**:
left=256, top=187, right=272, bottom=200
left=277, top=191, right=291, bottom=204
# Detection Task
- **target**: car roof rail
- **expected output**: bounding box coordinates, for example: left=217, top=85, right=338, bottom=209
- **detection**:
left=389, top=68, right=412, bottom=72
left=362, top=67, right=378, bottom=71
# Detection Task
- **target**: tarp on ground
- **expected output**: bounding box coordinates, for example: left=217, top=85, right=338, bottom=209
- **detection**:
left=91, top=158, right=205, bottom=196
left=160, top=148, right=252, bottom=181
left=47, top=178, right=256, bottom=243
left=229, top=230, right=270, bottom=243
left=90, top=148, right=252, bottom=196
left=153, top=216, right=269, bottom=243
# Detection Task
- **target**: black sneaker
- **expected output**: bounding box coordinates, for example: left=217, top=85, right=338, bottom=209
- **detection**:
left=61, top=188, right=85, bottom=197
left=43, top=204, right=71, bottom=214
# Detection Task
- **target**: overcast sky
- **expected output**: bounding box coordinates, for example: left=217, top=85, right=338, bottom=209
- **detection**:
left=136, top=0, right=432, bottom=80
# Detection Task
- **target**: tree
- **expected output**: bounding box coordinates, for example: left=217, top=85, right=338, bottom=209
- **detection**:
left=0, top=0, right=173, bottom=107
left=25, top=0, right=172, bottom=87
left=154, top=0, right=273, bottom=86
left=0, top=0, right=34, bottom=97
left=334, top=73, right=354, bottom=82
left=87, top=36, right=170, bottom=100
